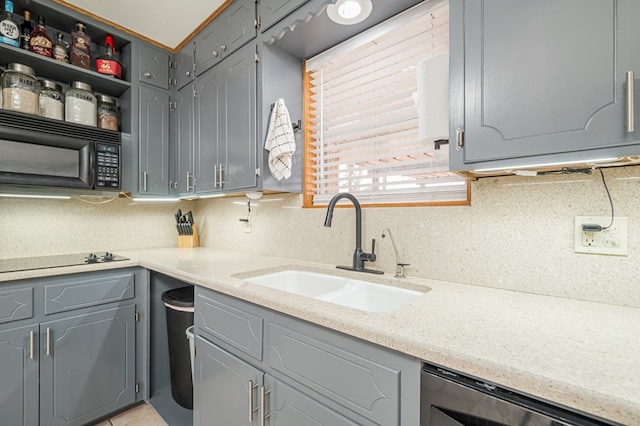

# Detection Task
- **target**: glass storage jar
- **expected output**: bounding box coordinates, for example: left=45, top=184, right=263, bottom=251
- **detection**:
left=65, top=81, right=96, bottom=126
left=38, top=79, right=64, bottom=120
left=97, top=94, right=118, bottom=131
left=1, top=63, right=39, bottom=115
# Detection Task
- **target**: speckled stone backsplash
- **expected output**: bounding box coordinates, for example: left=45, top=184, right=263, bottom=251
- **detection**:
left=2, top=166, right=639, bottom=307
left=0, top=196, right=192, bottom=258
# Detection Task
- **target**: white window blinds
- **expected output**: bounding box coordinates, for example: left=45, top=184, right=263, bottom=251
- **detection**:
left=305, top=1, right=468, bottom=206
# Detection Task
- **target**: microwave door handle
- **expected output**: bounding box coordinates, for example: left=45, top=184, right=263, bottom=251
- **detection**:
left=89, top=143, right=96, bottom=188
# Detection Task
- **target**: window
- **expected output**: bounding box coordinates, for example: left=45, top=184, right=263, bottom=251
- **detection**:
left=304, top=1, right=469, bottom=207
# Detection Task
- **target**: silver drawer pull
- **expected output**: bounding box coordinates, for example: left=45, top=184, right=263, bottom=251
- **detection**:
left=627, top=71, right=635, bottom=133
left=143, top=71, right=152, bottom=78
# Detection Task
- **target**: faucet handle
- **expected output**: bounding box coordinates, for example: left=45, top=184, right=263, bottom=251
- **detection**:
left=364, top=238, right=377, bottom=262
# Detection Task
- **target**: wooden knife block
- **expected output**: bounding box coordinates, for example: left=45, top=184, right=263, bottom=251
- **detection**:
left=178, top=224, right=200, bottom=248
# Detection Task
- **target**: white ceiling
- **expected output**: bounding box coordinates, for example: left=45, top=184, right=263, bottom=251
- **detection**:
left=62, top=0, right=227, bottom=49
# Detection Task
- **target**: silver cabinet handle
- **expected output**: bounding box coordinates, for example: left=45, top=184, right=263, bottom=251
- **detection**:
left=627, top=71, right=635, bottom=133
left=46, top=327, right=51, bottom=356
left=186, top=171, right=193, bottom=191
left=260, top=386, right=265, bottom=426
left=218, top=164, right=225, bottom=187
left=220, top=44, right=227, bottom=52
left=29, top=330, right=34, bottom=360
left=143, top=71, right=152, bottom=78
left=213, top=164, right=218, bottom=188
left=212, top=50, right=218, bottom=58
left=455, top=128, right=464, bottom=151
left=248, top=380, right=260, bottom=422
left=143, top=171, right=148, bottom=192
left=186, top=71, right=191, bottom=77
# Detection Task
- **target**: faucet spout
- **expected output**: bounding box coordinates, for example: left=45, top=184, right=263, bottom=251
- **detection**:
left=324, top=193, right=382, bottom=274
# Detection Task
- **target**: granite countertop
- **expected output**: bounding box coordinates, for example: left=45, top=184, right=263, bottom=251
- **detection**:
left=1, top=247, right=638, bottom=425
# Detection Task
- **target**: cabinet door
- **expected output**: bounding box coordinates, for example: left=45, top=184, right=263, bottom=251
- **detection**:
left=175, top=43, right=195, bottom=89
left=455, top=0, right=640, bottom=167
left=139, top=85, right=170, bottom=195
left=220, top=43, right=258, bottom=191
left=0, top=324, right=39, bottom=426
left=264, top=375, right=359, bottom=426
left=139, top=44, right=170, bottom=89
left=39, top=305, right=136, bottom=426
left=193, top=336, right=262, bottom=426
left=220, top=0, right=257, bottom=57
left=259, top=0, right=309, bottom=31
left=195, top=0, right=256, bottom=76
left=173, top=84, right=195, bottom=195
left=195, top=66, right=223, bottom=194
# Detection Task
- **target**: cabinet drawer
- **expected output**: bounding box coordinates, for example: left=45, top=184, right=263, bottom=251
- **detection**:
left=195, top=290, right=263, bottom=361
left=0, top=287, right=33, bottom=324
left=44, top=272, right=135, bottom=315
left=268, top=322, right=400, bottom=425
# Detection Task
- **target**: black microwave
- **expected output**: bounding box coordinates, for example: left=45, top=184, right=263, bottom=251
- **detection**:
left=0, top=109, right=121, bottom=190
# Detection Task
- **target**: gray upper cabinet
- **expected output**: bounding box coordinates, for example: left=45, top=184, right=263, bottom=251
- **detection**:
left=39, top=305, right=136, bottom=426
left=139, top=44, right=170, bottom=90
left=139, top=85, right=170, bottom=195
left=259, top=0, right=309, bottom=32
left=195, top=0, right=257, bottom=76
left=174, top=43, right=196, bottom=90
left=450, top=0, right=640, bottom=171
left=172, top=84, right=196, bottom=196
left=195, top=42, right=258, bottom=194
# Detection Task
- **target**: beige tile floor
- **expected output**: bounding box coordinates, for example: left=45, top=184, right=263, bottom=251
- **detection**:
left=93, top=402, right=168, bottom=426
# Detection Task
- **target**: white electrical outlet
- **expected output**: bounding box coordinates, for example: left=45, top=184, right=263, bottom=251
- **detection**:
left=574, top=216, right=628, bottom=256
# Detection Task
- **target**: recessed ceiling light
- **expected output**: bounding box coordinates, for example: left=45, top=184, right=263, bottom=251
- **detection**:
left=327, top=0, right=373, bottom=25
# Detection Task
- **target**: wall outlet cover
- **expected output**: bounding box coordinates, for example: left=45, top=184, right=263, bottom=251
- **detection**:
left=574, top=216, right=628, bottom=256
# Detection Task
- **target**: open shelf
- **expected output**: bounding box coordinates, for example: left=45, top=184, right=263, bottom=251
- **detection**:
left=0, top=43, right=131, bottom=97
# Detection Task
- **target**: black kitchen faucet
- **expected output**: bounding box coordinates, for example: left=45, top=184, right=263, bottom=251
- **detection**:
left=323, top=192, right=383, bottom=274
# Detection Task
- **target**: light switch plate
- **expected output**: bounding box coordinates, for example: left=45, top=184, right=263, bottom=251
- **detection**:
left=574, top=216, right=628, bottom=256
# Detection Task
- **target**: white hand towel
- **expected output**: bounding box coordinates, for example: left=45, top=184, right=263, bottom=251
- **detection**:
left=264, top=98, right=296, bottom=181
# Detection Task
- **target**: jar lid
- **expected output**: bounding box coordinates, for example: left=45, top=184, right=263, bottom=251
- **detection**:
left=39, top=79, right=62, bottom=92
left=97, top=94, right=117, bottom=105
left=6, top=63, right=37, bottom=77
left=70, top=81, right=93, bottom=93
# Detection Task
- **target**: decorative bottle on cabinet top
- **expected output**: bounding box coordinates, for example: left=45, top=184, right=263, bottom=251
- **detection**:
left=0, top=0, right=20, bottom=48
left=70, top=22, right=91, bottom=69
left=96, top=34, right=123, bottom=79
left=29, top=15, right=52, bottom=57
left=18, top=8, right=31, bottom=49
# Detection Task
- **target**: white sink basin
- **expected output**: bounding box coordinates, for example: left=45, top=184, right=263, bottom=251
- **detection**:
left=244, top=270, right=347, bottom=297
left=244, top=270, right=425, bottom=313
left=316, top=280, right=425, bottom=313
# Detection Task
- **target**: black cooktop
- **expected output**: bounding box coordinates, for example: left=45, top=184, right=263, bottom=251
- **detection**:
left=0, top=252, right=129, bottom=273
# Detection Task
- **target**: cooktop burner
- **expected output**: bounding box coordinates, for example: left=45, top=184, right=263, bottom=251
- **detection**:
left=0, top=252, right=130, bottom=273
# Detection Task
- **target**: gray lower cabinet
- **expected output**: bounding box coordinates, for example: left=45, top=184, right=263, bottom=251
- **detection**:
left=139, top=85, right=170, bottom=195
left=193, top=287, right=420, bottom=425
left=0, top=269, right=145, bottom=426
left=0, top=324, right=39, bottom=426
left=39, top=305, right=136, bottom=426
left=193, top=335, right=263, bottom=426
left=450, top=0, right=640, bottom=171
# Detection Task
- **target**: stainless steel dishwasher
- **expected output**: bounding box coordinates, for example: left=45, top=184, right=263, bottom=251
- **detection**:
left=421, top=363, right=623, bottom=426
